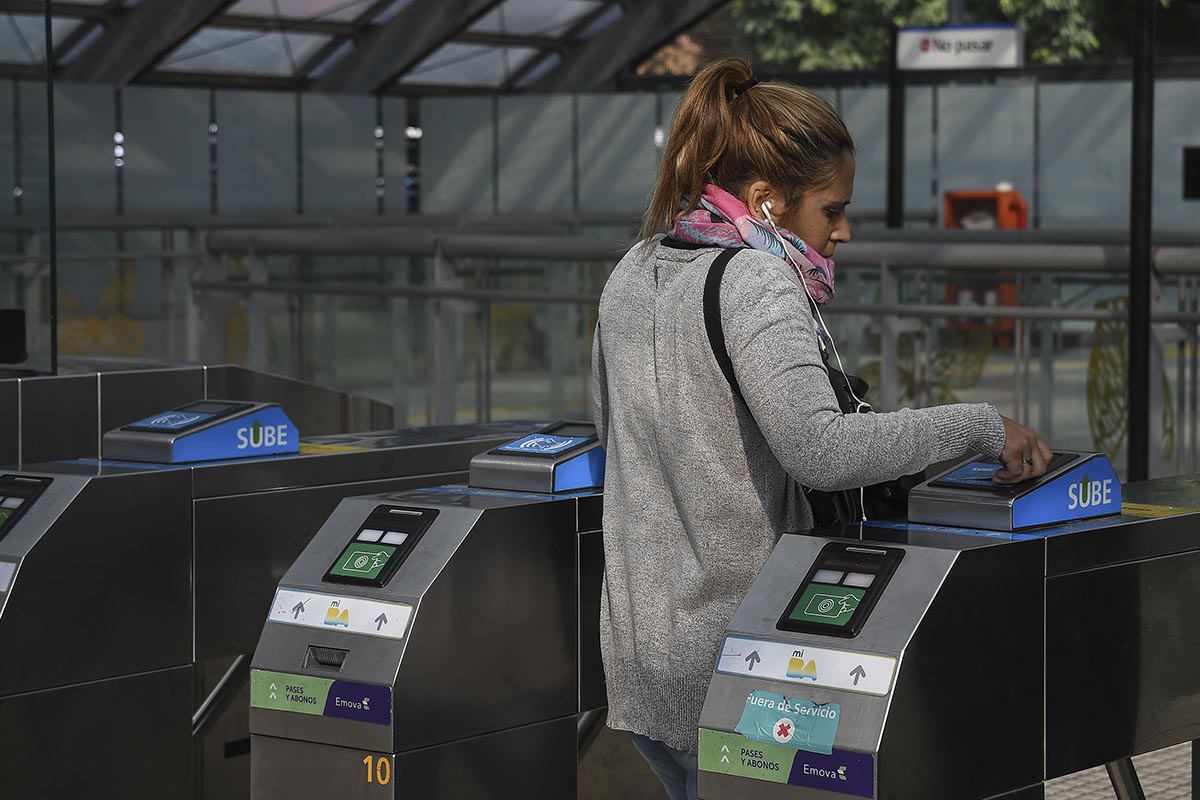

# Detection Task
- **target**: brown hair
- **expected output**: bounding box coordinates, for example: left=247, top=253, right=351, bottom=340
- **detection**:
left=640, top=58, right=855, bottom=242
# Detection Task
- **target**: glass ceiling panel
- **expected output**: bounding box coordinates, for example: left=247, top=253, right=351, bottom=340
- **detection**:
left=577, top=3, right=621, bottom=40
left=371, top=0, right=413, bottom=25
left=58, top=20, right=105, bottom=64
left=306, top=37, right=353, bottom=78
left=516, top=51, right=560, bottom=88
left=0, top=14, right=80, bottom=65
left=225, top=0, right=375, bottom=22
left=159, top=27, right=330, bottom=76
left=400, top=42, right=539, bottom=88
left=468, top=0, right=600, bottom=37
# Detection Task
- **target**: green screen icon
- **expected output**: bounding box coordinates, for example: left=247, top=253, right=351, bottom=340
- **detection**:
left=789, top=585, right=865, bottom=626
left=330, top=543, right=397, bottom=581
left=0, top=508, right=12, bottom=528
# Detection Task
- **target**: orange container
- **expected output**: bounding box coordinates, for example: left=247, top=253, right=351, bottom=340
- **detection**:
left=943, top=188, right=1029, bottom=347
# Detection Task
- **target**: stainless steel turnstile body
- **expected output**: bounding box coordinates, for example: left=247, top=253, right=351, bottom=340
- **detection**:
left=698, top=475, right=1200, bottom=799
left=0, top=422, right=536, bottom=800
left=249, top=486, right=606, bottom=800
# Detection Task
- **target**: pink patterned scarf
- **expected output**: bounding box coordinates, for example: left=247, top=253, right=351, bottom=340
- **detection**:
left=673, top=184, right=836, bottom=304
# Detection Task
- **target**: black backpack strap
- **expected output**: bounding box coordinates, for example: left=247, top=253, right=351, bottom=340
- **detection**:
left=704, top=247, right=747, bottom=405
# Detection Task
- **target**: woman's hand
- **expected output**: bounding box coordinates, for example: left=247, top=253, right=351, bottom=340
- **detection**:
left=993, top=415, right=1053, bottom=484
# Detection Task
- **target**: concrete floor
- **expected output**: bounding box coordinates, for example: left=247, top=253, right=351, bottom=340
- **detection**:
left=1047, top=743, right=1192, bottom=799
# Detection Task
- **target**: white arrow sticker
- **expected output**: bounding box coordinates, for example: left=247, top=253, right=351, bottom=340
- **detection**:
left=268, top=588, right=414, bottom=640
left=715, top=636, right=897, bottom=696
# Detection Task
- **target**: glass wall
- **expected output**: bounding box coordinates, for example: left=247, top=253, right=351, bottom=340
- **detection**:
left=4, top=63, right=1200, bottom=473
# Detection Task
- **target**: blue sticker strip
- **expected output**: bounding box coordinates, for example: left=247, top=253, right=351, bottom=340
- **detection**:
left=862, top=510, right=1136, bottom=541
left=734, top=690, right=840, bottom=755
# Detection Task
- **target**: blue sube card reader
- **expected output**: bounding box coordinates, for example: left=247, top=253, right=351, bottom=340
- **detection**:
left=908, top=450, right=1121, bottom=531
left=102, top=400, right=299, bottom=464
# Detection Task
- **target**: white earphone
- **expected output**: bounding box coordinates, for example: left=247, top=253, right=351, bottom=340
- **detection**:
left=759, top=198, right=872, bottom=520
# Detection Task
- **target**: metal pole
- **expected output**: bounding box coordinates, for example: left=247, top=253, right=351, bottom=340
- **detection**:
left=43, top=0, right=58, bottom=374
left=948, top=0, right=966, bottom=25
left=886, top=24, right=905, bottom=230
left=1105, top=757, right=1147, bottom=800
left=1128, top=0, right=1156, bottom=481
left=1193, top=738, right=1200, bottom=800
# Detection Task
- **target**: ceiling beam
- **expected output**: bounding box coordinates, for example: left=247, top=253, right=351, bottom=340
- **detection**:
left=315, top=0, right=502, bottom=94
left=454, top=30, right=566, bottom=51
left=1, top=1, right=106, bottom=18
left=530, top=0, right=730, bottom=93
left=212, top=13, right=352, bottom=36
left=60, top=0, right=237, bottom=86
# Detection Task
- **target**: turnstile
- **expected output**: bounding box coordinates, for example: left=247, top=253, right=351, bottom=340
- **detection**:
left=249, top=423, right=606, bottom=799
left=698, top=454, right=1200, bottom=799
left=0, top=400, right=538, bottom=800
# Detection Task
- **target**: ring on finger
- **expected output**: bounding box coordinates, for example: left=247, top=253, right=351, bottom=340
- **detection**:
left=1021, top=456, right=1034, bottom=465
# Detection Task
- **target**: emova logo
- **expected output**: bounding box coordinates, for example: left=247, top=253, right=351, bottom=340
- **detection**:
left=1067, top=474, right=1114, bottom=511
left=237, top=420, right=290, bottom=450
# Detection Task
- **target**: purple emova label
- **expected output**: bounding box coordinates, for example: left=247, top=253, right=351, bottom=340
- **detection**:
left=787, top=748, right=874, bottom=797
left=324, top=680, right=392, bottom=725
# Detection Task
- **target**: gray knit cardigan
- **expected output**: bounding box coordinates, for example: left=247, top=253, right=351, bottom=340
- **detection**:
left=590, top=238, right=1006, bottom=753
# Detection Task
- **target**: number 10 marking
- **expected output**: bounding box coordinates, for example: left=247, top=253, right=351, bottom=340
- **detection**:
left=363, top=754, right=392, bottom=785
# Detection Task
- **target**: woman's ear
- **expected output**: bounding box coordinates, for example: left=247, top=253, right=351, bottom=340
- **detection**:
left=744, top=180, right=773, bottom=219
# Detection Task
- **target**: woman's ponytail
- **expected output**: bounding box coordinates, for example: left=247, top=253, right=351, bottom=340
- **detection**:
left=640, top=60, right=754, bottom=243
left=639, top=58, right=854, bottom=243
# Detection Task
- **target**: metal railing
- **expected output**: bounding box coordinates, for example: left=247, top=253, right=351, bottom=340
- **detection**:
left=4, top=215, right=1200, bottom=478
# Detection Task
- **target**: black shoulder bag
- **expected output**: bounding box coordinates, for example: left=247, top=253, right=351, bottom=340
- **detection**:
left=703, top=248, right=919, bottom=527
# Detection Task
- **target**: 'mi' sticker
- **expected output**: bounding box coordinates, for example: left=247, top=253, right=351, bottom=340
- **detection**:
left=735, top=690, right=840, bottom=755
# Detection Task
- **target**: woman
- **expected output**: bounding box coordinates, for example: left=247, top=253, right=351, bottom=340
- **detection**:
left=590, top=59, right=1050, bottom=800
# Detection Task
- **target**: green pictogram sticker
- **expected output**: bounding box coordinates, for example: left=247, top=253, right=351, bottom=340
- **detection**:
left=788, top=585, right=865, bottom=627
left=329, top=543, right=397, bottom=580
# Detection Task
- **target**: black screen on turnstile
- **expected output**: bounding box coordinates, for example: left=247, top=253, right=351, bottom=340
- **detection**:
left=777, top=542, right=904, bottom=638
left=0, top=474, right=52, bottom=544
left=323, top=505, right=439, bottom=588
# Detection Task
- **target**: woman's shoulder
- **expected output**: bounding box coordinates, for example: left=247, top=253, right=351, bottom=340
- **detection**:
left=719, top=248, right=804, bottom=297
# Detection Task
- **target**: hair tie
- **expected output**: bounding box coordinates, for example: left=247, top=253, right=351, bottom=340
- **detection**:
left=731, top=77, right=759, bottom=99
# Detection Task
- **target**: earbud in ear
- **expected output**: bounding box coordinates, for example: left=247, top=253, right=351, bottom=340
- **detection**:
left=765, top=200, right=774, bottom=209
left=761, top=201, right=774, bottom=221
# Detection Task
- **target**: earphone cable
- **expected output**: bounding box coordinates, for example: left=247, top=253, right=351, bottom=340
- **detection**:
left=762, top=204, right=870, bottom=522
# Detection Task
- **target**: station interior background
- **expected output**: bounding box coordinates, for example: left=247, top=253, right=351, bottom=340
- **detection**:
left=2, top=0, right=1200, bottom=480
left=2, top=3, right=1200, bottom=799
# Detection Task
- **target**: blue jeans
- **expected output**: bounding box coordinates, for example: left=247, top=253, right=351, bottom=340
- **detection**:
left=628, top=732, right=699, bottom=800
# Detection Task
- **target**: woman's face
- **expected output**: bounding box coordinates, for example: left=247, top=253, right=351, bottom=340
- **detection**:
left=776, top=155, right=855, bottom=259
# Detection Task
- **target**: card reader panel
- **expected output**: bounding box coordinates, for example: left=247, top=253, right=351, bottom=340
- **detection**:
left=490, top=421, right=597, bottom=459
left=776, top=542, right=904, bottom=638
left=929, top=452, right=1080, bottom=492
left=122, top=400, right=253, bottom=433
left=322, top=504, right=438, bottom=588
